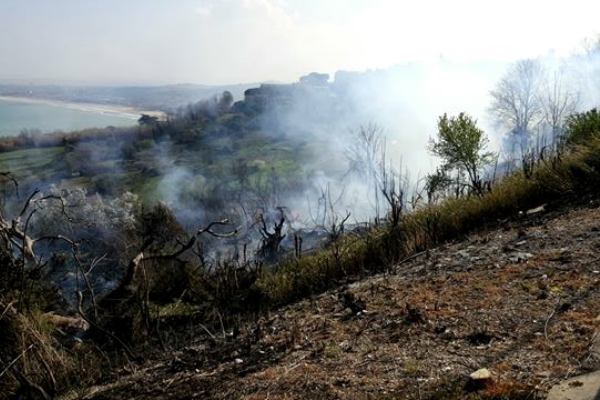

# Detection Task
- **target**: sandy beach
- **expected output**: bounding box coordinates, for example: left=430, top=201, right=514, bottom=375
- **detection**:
left=0, top=95, right=166, bottom=121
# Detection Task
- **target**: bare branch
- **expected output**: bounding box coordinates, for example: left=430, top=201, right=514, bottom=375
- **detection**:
left=0, top=172, right=19, bottom=198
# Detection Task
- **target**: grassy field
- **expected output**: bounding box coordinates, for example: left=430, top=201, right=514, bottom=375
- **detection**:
left=0, top=129, right=308, bottom=209
left=0, top=146, right=66, bottom=179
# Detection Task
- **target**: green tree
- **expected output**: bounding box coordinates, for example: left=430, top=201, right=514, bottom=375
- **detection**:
left=564, top=108, right=600, bottom=145
left=429, top=113, right=494, bottom=196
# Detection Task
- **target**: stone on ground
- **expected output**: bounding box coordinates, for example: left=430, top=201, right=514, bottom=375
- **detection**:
left=547, top=370, right=600, bottom=400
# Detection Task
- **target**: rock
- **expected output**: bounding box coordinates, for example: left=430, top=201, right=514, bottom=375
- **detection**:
left=457, top=250, right=470, bottom=258
left=339, top=340, right=352, bottom=352
left=470, top=368, right=492, bottom=380
left=234, top=358, right=244, bottom=364
left=466, top=368, right=493, bottom=392
left=508, top=252, right=534, bottom=263
left=547, top=370, right=600, bottom=400
left=590, top=324, right=600, bottom=359
left=526, top=205, right=546, bottom=215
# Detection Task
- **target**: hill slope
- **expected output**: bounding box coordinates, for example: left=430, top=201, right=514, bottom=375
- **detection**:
left=77, top=202, right=600, bottom=400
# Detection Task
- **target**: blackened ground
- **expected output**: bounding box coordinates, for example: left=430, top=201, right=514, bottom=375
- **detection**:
left=77, top=202, right=600, bottom=400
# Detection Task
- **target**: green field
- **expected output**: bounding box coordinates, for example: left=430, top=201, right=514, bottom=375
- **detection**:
left=0, top=129, right=309, bottom=209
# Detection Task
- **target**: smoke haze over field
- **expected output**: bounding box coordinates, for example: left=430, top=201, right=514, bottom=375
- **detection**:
left=2, top=0, right=600, bottom=227
left=249, top=50, right=600, bottom=182
left=2, top=1, right=599, bottom=172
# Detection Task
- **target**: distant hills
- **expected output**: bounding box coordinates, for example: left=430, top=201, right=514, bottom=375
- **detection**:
left=0, top=60, right=508, bottom=116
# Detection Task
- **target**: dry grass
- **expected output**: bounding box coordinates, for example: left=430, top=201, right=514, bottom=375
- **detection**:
left=257, top=139, right=600, bottom=310
left=80, top=204, right=600, bottom=399
left=0, top=304, right=109, bottom=399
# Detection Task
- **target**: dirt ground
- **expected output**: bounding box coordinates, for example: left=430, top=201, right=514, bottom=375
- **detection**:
left=78, top=202, right=600, bottom=400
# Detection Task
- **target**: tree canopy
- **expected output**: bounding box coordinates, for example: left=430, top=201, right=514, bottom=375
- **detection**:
left=429, top=113, right=494, bottom=196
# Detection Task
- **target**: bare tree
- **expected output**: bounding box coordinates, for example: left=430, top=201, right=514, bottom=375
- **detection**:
left=378, top=149, right=406, bottom=227
left=489, top=59, right=544, bottom=152
left=539, top=69, right=580, bottom=142
left=346, top=123, right=384, bottom=221
left=0, top=188, right=76, bottom=311
left=257, top=207, right=286, bottom=262
left=311, top=184, right=351, bottom=243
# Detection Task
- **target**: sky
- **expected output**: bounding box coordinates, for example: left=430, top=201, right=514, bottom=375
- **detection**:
left=0, top=0, right=599, bottom=85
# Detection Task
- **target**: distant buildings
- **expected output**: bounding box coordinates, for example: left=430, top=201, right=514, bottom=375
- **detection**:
left=235, top=73, right=332, bottom=115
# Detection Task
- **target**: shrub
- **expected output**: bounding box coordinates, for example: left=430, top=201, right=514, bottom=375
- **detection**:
left=565, top=108, right=600, bottom=144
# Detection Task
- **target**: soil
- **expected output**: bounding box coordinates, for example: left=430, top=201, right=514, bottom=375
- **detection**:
left=79, top=202, right=600, bottom=399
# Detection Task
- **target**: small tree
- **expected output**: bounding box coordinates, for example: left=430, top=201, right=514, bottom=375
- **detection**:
left=425, top=167, right=453, bottom=203
left=429, top=113, right=494, bottom=196
left=346, top=123, right=384, bottom=220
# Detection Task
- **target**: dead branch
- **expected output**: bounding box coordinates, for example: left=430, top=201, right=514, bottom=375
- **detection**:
left=196, top=322, right=218, bottom=342
left=71, top=245, right=99, bottom=321
left=147, top=219, right=237, bottom=261
left=0, top=171, right=19, bottom=197
left=544, top=296, right=562, bottom=341
left=18, top=190, right=40, bottom=217
left=0, top=344, right=34, bottom=380
left=0, top=301, right=15, bottom=321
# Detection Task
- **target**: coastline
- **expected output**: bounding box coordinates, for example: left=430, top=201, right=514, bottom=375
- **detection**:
left=0, top=95, right=166, bottom=121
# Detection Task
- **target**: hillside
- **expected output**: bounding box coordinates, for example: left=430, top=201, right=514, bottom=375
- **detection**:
left=76, top=201, right=600, bottom=399
left=1, top=77, right=600, bottom=400
left=4, top=3, right=600, bottom=400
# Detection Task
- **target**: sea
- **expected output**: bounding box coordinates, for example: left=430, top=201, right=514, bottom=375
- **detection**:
left=0, top=97, right=139, bottom=137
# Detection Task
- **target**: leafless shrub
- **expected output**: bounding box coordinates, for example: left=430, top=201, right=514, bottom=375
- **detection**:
left=379, top=155, right=406, bottom=227
left=257, top=207, right=286, bottom=262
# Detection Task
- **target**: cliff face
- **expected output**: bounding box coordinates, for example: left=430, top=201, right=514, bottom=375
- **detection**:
left=82, top=201, right=600, bottom=399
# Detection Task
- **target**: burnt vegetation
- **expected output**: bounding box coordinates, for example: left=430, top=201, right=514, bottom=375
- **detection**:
left=1, top=62, right=600, bottom=398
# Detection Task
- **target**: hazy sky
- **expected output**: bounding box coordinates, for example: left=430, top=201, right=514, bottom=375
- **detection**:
left=1, top=0, right=598, bottom=85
